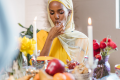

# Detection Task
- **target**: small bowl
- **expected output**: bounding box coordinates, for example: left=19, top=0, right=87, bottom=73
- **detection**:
left=32, top=56, right=54, bottom=69
left=31, top=58, right=45, bottom=69
left=72, top=69, right=91, bottom=80
left=115, top=64, right=120, bottom=78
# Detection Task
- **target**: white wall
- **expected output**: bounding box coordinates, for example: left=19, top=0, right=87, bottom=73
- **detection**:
left=73, top=0, right=120, bottom=72
left=10, top=0, right=25, bottom=33
left=25, top=0, right=50, bottom=30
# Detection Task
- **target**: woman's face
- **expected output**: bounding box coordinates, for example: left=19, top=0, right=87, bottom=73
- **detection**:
left=49, top=1, right=70, bottom=25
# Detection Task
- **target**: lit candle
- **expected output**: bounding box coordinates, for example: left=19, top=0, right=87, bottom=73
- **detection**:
left=33, top=16, right=37, bottom=55
left=88, top=17, right=93, bottom=67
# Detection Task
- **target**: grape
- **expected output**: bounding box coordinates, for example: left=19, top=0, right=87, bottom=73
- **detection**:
left=68, top=62, right=76, bottom=69
left=67, top=60, right=80, bottom=69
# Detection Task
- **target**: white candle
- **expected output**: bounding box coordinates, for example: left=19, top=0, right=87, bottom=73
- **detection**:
left=88, top=17, right=93, bottom=67
left=33, top=16, right=37, bottom=55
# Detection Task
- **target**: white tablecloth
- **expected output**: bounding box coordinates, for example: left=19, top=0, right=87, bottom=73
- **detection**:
left=93, top=73, right=120, bottom=80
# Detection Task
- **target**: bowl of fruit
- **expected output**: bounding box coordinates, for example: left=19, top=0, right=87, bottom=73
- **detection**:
left=71, top=63, right=91, bottom=80
left=66, top=59, right=80, bottom=73
left=33, top=58, right=76, bottom=80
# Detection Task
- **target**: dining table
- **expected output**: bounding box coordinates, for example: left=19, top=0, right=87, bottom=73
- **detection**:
left=93, top=73, right=120, bottom=80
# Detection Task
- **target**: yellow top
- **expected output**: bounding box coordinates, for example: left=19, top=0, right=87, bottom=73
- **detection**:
left=37, top=30, right=71, bottom=64
left=46, top=0, right=89, bottom=61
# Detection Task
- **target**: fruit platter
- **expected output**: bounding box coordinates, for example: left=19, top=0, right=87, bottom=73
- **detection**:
left=31, top=56, right=91, bottom=80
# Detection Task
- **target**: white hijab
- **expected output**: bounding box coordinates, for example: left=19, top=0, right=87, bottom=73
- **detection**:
left=46, top=0, right=89, bottom=62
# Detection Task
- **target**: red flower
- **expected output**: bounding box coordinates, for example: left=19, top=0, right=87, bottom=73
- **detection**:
left=93, top=40, right=100, bottom=57
left=107, top=41, right=117, bottom=49
left=95, top=54, right=102, bottom=61
left=93, top=39, right=97, bottom=43
left=94, top=48, right=100, bottom=57
left=100, top=41, right=107, bottom=49
left=102, top=38, right=112, bottom=42
left=93, top=41, right=100, bottom=50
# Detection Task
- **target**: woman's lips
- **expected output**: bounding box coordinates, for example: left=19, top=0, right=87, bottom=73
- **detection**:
left=55, top=21, right=60, bottom=25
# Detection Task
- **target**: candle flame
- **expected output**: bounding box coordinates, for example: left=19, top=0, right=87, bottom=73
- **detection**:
left=34, top=16, right=37, bottom=21
left=88, top=17, right=92, bottom=25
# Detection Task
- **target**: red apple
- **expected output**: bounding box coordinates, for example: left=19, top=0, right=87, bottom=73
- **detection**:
left=45, top=59, right=65, bottom=76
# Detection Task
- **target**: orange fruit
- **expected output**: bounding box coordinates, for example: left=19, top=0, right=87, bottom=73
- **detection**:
left=63, top=72, right=75, bottom=80
left=53, top=73, right=66, bottom=80
left=33, top=73, right=39, bottom=80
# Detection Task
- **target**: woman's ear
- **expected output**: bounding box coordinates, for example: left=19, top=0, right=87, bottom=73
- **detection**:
left=68, top=10, right=72, bottom=16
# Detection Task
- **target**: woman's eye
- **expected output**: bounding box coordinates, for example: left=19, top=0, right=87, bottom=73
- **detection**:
left=50, top=12, right=54, bottom=15
left=60, top=12, right=64, bottom=14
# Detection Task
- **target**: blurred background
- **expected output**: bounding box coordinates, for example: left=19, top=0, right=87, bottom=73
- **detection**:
left=1, top=0, right=120, bottom=72
left=0, top=0, right=19, bottom=72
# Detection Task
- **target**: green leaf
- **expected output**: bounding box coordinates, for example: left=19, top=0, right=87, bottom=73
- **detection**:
left=27, top=54, right=32, bottom=66
left=25, top=25, right=33, bottom=38
left=17, top=52, right=23, bottom=70
left=37, top=29, right=40, bottom=33
left=26, top=30, right=32, bottom=35
left=21, top=31, right=25, bottom=33
left=29, top=25, right=33, bottom=32
left=18, top=23, right=28, bottom=29
left=25, top=31, right=33, bottom=38
left=18, top=23, right=40, bottom=39
left=20, top=31, right=26, bottom=38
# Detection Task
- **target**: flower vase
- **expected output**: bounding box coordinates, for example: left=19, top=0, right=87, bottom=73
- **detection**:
left=102, top=55, right=110, bottom=74
left=16, top=52, right=29, bottom=70
left=27, top=54, right=32, bottom=66
left=93, top=55, right=110, bottom=79
left=17, top=52, right=23, bottom=70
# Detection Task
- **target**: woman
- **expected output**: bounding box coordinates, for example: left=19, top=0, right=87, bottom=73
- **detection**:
left=37, top=0, right=89, bottom=64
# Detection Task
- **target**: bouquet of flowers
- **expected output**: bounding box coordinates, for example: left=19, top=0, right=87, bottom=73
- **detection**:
left=93, top=36, right=117, bottom=79
left=17, top=23, right=39, bottom=69
left=17, top=36, right=36, bottom=69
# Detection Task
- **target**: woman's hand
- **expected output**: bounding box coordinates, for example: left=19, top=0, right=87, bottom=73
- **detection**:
left=40, top=23, right=65, bottom=56
left=48, top=23, right=65, bottom=41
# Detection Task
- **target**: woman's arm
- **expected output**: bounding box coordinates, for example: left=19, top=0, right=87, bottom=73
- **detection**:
left=40, top=23, right=64, bottom=56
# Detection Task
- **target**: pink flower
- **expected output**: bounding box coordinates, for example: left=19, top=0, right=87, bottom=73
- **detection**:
left=107, top=41, right=117, bottom=49
left=95, top=54, right=102, bottom=61
left=102, top=38, right=112, bottom=42
left=100, top=41, right=107, bottom=49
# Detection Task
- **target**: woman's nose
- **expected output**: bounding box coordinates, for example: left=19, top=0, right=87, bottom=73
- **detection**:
left=54, top=13, right=59, bottom=20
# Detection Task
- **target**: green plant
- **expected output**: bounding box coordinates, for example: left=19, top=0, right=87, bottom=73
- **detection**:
left=18, top=23, right=40, bottom=66
left=18, top=23, right=40, bottom=39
